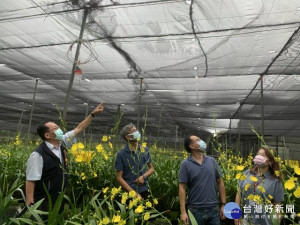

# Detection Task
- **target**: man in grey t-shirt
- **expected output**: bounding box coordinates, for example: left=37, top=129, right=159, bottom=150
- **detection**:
left=179, top=135, right=226, bottom=225
left=25, top=103, right=104, bottom=210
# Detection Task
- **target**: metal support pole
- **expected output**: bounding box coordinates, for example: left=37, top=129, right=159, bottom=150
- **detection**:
left=83, top=100, right=89, bottom=139
left=237, top=109, right=241, bottom=154
left=156, top=105, right=163, bottom=146
left=113, top=105, right=121, bottom=153
left=136, top=78, right=144, bottom=129
left=260, top=75, right=265, bottom=139
left=276, top=136, right=279, bottom=155
left=175, top=125, right=178, bottom=149
left=157, top=105, right=162, bottom=137
left=26, top=79, right=38, bottom=150
left=17, top=102, right=25, bottom=134
left=229, top=118, right=232, bottom=143
left=180, top=129, right=183, bottom=149
left=225, top=133, right=227, bottom=150
left=62, top=8, right=89, bottom=122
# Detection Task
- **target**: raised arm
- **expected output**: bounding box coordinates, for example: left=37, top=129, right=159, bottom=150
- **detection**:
left=74, top=103, right=104, bottom=136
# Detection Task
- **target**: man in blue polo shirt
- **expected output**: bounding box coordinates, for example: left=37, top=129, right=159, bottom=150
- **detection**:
left=179, top=135, right=226, bottom=225
left=115, top=123, right=155, bottom=199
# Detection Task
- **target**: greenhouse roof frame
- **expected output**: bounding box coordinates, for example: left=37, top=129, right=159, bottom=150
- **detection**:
left=0, top=0, right=300, bottom=139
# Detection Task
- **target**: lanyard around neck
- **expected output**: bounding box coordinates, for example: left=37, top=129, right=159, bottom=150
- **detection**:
left=253, top=174, right=265, bottom=194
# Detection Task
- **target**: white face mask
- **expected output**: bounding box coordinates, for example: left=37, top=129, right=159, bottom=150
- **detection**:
left=127, top=130, right=141, bottom=140
left=197, top=140, right=207, bottom=152
left=54, top=128, right=64, bottom=141
left=191, top=139, right=207, bottom=152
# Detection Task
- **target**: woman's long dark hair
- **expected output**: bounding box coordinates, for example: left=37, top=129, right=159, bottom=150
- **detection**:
left=250, top=147, right=282, bottom=182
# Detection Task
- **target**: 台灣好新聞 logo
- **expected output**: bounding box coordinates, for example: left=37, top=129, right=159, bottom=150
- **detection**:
left=223, top=202, right=242, bottom=219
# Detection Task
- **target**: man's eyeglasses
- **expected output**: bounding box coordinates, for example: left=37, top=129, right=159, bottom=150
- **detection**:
left=191, top=138, right=200, bottom=144
left=47, top=127, right=60, bottom=133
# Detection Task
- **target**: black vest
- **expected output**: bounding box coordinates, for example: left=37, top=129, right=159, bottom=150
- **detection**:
left=34, top=142, right=69, bottom=203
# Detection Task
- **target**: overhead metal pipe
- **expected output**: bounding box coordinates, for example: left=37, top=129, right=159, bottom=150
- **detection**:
left=62, top=8, right=89, bottom=123
left=26, top=78, right=38, bottom=150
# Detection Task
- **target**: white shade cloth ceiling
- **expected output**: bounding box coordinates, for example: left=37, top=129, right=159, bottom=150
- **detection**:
left=0, top=0, right=300, bottom=139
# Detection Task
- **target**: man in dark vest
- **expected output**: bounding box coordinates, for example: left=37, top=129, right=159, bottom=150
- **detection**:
left=25, top=103, right=104, bottom=213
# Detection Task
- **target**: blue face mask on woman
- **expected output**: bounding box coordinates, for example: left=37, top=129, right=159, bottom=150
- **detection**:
left=197, top=140, right=207, bottom=152
left=54, top=128, right=64, bottom=141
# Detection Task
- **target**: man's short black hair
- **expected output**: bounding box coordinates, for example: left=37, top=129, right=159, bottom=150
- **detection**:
left=37, top=121, right=51, bottom=141
left=184, top=135, right=194, bottom=153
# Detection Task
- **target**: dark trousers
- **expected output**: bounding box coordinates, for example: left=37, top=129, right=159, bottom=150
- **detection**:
left=188, top=205, right=220, bottom=225
left=140, top=189, right=150, bottom=199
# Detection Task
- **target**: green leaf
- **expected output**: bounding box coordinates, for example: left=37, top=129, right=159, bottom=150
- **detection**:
left=27, top=206, right=45, bottom=224
left=116, top=201, right=126, bottom=217
left=10, top=217, right=34, bottom=224
left=128, top=209, right=135, bottom=225
left=188, top=209, right=198, bottom=225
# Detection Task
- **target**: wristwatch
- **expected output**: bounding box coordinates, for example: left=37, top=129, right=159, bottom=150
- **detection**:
left=221, top=202, right=226, bottom=206
left=90, top=112, right=96, bottom=117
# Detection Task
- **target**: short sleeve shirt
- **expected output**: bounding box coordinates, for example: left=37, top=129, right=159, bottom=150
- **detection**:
left=238, top=169, right=284, bottom=225
left=26, top=130, right=76, bottom=181
left=179, top=155, right=223, bottom=208
left=114, top=145, right=152, bottom=193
